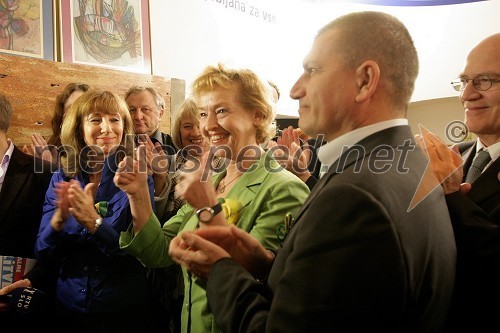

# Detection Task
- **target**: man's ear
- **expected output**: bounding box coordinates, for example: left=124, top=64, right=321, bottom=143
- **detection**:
left=158, top=107, right=164, bottom=119
left=354, top=60, right=380, bottom=103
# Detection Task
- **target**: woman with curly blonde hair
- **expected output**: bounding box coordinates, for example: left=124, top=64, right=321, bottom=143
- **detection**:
left=116, top=64, right=310, bottom=333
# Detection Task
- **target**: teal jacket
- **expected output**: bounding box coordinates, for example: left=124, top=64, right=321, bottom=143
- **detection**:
left=120, top=151, right=310, bottom=333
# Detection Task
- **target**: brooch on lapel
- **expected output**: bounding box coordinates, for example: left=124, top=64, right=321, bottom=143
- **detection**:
left=277, top=212, right=295, bottom=243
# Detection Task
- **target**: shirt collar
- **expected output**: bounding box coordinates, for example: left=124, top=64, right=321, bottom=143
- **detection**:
left=1, top=140, right=14, bottom=166
left=0, top=140, right=14, bottom=182
left=477, top=138, right=500, bottom=162
left=317, top=119, right=408, bottom=173
left=151, top=129, right=162, bottom=143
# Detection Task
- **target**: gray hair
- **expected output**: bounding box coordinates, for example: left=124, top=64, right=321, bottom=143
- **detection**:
left=124, top=85, right=165, bottom=110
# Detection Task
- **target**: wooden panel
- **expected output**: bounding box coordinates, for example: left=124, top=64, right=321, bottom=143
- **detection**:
left=0, top=54, right=184, bottom=146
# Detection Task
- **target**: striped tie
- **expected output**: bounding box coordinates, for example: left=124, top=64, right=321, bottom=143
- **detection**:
left=465, top=149, right=491, bottom=184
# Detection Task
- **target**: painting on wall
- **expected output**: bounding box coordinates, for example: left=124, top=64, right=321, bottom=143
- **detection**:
left=0, top=0, right=54, bottom=60
left=59, top=0, right=151, bottom=74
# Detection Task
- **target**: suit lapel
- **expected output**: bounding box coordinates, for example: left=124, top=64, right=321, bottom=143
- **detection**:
left=223, top=152, right=272, bottom=209
left=291, top=126, right=416, bottom=224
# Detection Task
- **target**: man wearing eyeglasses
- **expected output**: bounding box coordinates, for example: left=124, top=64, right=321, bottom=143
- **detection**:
left=419, top=33, right=500, bottom=332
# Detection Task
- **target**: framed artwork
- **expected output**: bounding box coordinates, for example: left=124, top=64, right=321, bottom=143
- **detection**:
left=59, top=0, right=151, bottom=74
left=0, top=0, right=54, bottom=60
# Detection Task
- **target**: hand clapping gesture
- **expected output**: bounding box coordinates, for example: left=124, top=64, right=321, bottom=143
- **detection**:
left=137, top=134, right=170, bottom=195
left=270, top=126, right=312, bottom=182
left=114, top=144, right=154, bottom=231
left=22, top=133, right=58, bottom=164
left=67, top=180, right=101, bottom=232
left=174, top=151, right=220, bottom=217
left=50, top=180, right=72, bottom=231
left=414, top=131, right=468, bottom=195
left=169, top=225, right=275, bottom=280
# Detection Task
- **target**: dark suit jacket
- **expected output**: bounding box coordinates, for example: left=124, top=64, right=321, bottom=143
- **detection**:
left=444, top=141, right=500, bottom=332
left=0, top=146, right=54, bottom=258
left=207, top=126, right=456, bottom=333
left=156, top=131, right=177, bottom=155
left=0, top=146, right=56, bottom=324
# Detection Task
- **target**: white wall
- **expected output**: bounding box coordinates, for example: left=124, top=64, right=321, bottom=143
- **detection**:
left=149, top=0, right=500, bottom=117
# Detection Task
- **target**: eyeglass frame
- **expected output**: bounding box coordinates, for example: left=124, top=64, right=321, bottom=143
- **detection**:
left=450, top=75, right=500, bottom=92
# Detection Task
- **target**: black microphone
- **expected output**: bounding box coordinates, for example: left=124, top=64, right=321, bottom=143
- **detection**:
left=6, top=287, right=49, bottom=315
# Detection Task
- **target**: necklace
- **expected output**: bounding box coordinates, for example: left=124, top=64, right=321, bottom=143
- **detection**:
left=218, top=174, right=242, bottom=193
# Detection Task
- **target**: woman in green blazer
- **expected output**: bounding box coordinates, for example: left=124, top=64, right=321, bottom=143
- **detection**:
left=116, top=63, right=310, bottom=333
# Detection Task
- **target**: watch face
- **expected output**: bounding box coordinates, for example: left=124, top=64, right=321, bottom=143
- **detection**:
left=198, top=207, right=214, bottom=223
left=198, top=209, right=212, bottom=222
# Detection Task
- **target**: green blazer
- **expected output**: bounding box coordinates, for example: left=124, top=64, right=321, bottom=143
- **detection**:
left=120, top=150, right=310, bottom=333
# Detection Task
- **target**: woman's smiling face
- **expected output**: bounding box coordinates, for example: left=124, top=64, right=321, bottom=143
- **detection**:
left=198, top=86, right=261, bottom=159
left=180, top=116, right=209, bottom=151
left=82, top=111, right=124, bottom=156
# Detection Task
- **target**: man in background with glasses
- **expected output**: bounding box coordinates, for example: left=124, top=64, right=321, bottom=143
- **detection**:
left=418, top=33, right=500, bottom=332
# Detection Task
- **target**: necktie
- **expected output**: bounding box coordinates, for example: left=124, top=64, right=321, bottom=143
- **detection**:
left=465, top=149, right=491, bottom=184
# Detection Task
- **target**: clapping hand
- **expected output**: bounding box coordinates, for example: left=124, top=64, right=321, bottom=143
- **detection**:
left=415, top=131, right=468, bottom=195
left=270, top=126, right=312, bottom=181
left=67, top=179, right=101, bottom=231
left=175, top=151, right=219, bottom=213
left=50, top=180, right=71, bottom=231
left=137, top=134, right=170, bottom=195
left=114, top=144, right=149, bottom=196
left=23, top=133, right=58, bottom=164
left=169, top=225, right=274, bottom=279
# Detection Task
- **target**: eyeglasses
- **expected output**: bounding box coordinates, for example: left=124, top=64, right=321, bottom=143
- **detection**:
left=450, top=75, right=500, bottom=92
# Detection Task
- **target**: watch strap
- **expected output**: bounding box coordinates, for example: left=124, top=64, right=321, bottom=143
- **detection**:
left=212, top=201, right=222, bottom=216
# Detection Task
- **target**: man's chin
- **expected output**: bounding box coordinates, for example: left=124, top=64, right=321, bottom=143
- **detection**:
left=134, top=126, right=148, bottom=135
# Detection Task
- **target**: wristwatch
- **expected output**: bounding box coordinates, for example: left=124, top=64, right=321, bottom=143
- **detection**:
left=90, top=217, right=102, bottom=234
left=196, top=202, right=222, bottom=223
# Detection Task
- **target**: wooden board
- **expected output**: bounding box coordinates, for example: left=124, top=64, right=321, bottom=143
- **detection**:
left=0, top=53, right=185, bottom=146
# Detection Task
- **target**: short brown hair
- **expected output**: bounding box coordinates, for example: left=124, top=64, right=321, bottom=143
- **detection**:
left=318, top=11, right=419, bottom=111
left=60, top=90, right=134, bottom=177
left=49, top=83, right=91, bottom=146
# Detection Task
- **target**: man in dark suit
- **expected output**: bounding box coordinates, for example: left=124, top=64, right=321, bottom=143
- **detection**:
left=124, top=85, right=179, bottom=332
left=0, top=93, right=55, bottom=321
left=418, top=33, right=500, bottom=332
left=124, top=85, right=177, bottom=154
left=168, top=11, right=456, bottom=332
left=124, top=85, right=177, bottom=221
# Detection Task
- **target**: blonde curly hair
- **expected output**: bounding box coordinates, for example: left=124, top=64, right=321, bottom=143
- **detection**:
left=190, top=63, right=276, bottom=144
